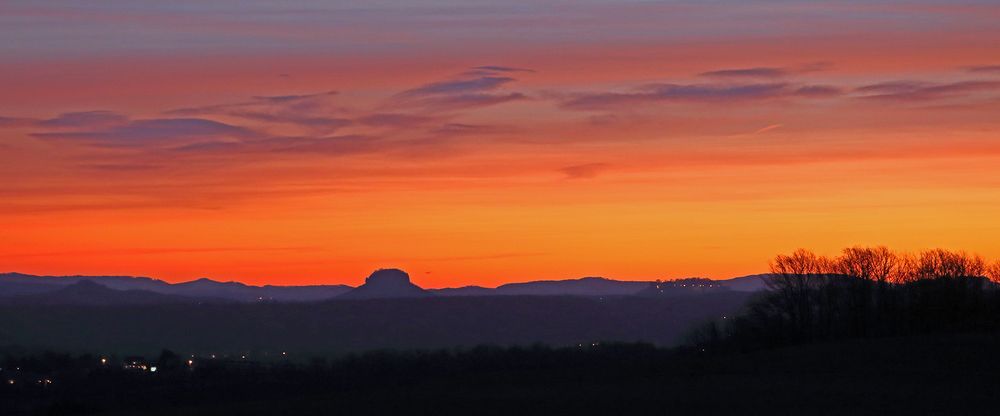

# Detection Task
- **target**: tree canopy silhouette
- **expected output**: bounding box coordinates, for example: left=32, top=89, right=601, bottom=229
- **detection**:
left=694, top=246, right=1000, bottom=350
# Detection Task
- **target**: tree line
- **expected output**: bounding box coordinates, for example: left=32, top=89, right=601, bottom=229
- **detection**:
left=693, top=247, right=1000, bottom=349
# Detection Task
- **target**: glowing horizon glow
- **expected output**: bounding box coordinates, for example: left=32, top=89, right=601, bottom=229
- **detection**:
left=2, top=1, right=1000, bottom=287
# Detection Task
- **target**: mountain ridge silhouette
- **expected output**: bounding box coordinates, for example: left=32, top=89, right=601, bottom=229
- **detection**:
left=1, top=271, right=771, bottom=303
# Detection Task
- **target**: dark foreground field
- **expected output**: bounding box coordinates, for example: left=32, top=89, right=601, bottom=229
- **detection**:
left=3, top=333, right=999, bottom=415
left=0, top=293, right=749, bottom=355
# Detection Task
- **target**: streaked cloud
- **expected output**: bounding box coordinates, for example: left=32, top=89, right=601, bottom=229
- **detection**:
left=357, top=113, right=436, bottom=128
left=429, top=123, right=507, bottom=137
left=856, top=80, right=1000, bottom=102
left=32, top=118, right=258, bottom=145
left=398, top=76, right=516, bottom=98
left=472, top=65, right=534, bottom=73
left=752, top=124, right=784, bottom=135
left=965, top=65, right=1000, bottom=74
left=559, top=82, right=839, bottom=110
left=0, top=116, right=36, bottom=127
left=700, top=67, right=787, bottom=79
left=391, top=68, right=530, bottom=111
left=251, top=91, right=338, bottom=104
left=0, top=111, right=128, bottom=129
left=171, top=134, right=381, bottom=156
left=166, top=90, right=345, bottom=133
left=560, top=163, right=610, bottom=179
left=37, top=111, right=129, bottom=128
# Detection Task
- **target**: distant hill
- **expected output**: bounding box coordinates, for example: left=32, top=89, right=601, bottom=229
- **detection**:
left=338, top=269, right=431, bottom=299
left=636, top=278, right=731, bottom=298
left=0, top=271, right=772, bottom=305
left=0, top=270, right=762, bottom=353
left=427, top=278, right=652, bottom=297
left=1, top=280, right=219, bottom=306
left=168, top=278, right=352, bottom=302
left=0, top=272, right=172, bottom=292
left=492, top=277, right=650, bottom=296
left=430, top=276, right=770, bottom=297
left=0, top=273, right=351, bottom=303
left=717, top=274, right=772, bottom=292
left=0, top=280, right=63, bottom=297
left=428, top=285, right=495, bottom=296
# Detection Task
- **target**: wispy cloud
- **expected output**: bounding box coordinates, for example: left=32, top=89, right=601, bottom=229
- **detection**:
left=397, top=76, right=516, bottom=98
left=795, top=85, right=843, bottom=97
left=36, top=111, right=129, bottom=128
left=560, top=82, right=839, bottom=110
left=753, top=124, right=784, bottom=135
left=700, top=67, right=787, bottom=78
left=463, top=65, right=536, bottom=76
left=560, top=163, right=610, bottom=179
left=855, top=80, right=1000, bottom=102
left=0, top=116, right=36, bottom=127
left=391, top=68, right=530, bottom=111
left=471, top=65, right=535, bottom=73
left=0, top=111, right=128, bottom=129
left=357, top=113, right=436, bottom=128
left=429, top=123, right=508, bottom=137
left=166, top=90, right=345, bottom=133
left=251, top=91, right=338, bottom=103
left=964, top=65, right=1000, bottom=74
left=170, top=134, right=382, bottom=156
left=32, top=118, right=259, bottom=146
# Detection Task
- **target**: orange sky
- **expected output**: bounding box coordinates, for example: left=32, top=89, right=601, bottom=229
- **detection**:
left=2, top=1, right=1000, bottom=287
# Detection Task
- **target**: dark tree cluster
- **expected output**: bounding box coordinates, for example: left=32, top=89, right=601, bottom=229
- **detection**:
left=693, top=247, right=1000, bottom=350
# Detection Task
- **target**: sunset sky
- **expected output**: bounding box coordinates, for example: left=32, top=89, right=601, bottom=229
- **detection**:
left=2, top=1, right=1000, bottom=287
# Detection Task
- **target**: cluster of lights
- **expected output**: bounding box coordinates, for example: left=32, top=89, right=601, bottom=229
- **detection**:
left=90, top=350, right=290, bottom=373
left=654, top=283, right=721, bottom=289
left=1, top=349, right=295, bottom=386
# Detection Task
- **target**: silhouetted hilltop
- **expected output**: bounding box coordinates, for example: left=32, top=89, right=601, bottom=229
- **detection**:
left=170, top=278, right=352, bottom=302
left=338, top=269, right=431, bottom=299
left=717, top=274, right=772, bottom=292
left=491, top=276, right=649, bottom=296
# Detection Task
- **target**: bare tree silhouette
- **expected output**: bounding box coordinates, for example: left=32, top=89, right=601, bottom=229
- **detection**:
left=833, top=246, right=903, bottom=283
left=989, top=261, right=1000, bottom=283
left=709, top=246, right=1000, bottom=350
